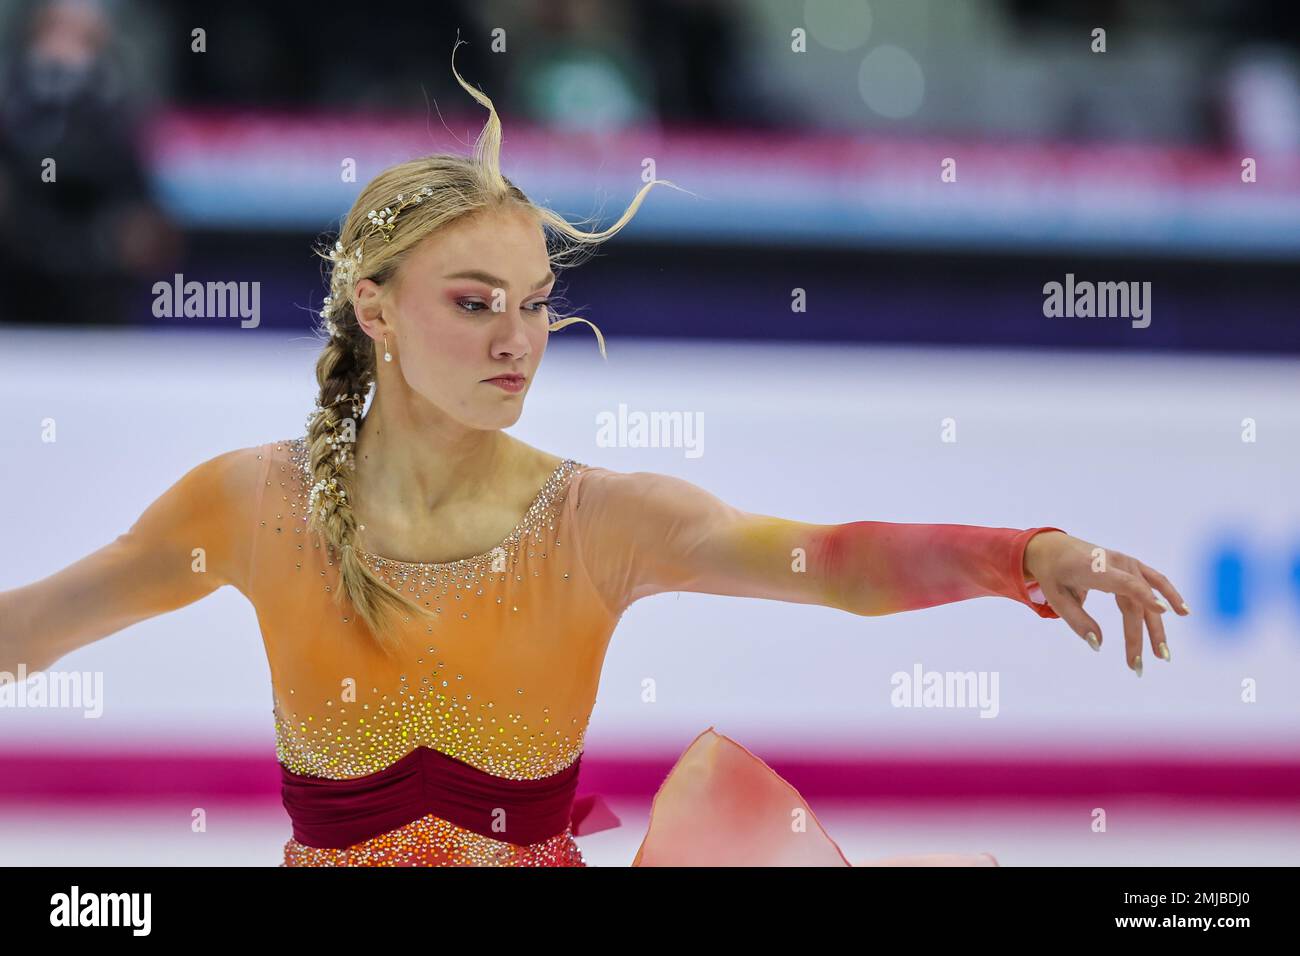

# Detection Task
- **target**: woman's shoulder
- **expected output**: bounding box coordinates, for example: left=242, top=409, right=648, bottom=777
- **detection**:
left=561, top=460, right=713, bottom=514
left=253, top=435, right=311, bottom=481
left=262, top=434, right=308, bottom=459
left=177, top=437, right=308, bottom=516
left=179, top=439, right=281, bottom=493
left=507, top=441, right=586, bottom=489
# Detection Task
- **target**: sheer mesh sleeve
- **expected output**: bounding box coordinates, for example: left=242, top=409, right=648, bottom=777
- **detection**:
left=569, top=466, right=1064, bottom=620
left=3, top=444, right=265, bottom=670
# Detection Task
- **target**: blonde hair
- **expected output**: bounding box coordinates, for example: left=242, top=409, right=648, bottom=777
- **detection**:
left=306, top=40, right=685, bottom=655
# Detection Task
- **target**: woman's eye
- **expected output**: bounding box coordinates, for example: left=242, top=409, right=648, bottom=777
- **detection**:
left=456, top=298, right=552, bottom=314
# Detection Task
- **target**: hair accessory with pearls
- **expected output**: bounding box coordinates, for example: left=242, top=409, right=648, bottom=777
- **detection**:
left=307, top=474, right=346, bottom=522
left=321, top=240, right=363, bottom=321
left=303, top=390, right=365, bottom=481
left=303, top=390, right=365, bottom=523
left=365, top=185, right=433, bottom=243
left=320, top=184, right=434, bottom=319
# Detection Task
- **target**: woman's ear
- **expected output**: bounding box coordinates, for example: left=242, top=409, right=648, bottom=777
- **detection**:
left=353, top=278, right=386, bottom=337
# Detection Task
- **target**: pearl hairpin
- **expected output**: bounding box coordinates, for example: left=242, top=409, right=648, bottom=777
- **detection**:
left=320, top=185, right=434, bottom=320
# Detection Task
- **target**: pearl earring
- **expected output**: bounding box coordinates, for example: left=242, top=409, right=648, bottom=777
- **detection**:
left=383, top=335, right=392, bottom=363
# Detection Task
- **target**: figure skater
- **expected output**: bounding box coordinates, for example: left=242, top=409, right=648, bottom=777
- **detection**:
left=0, top=44, right=1188, bottom=867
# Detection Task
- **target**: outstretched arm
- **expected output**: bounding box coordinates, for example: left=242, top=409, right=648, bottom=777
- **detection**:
left=571, top=467, right=1061, bottom=617
left=571, top=468, right=1189, bottom=670
left=0, top=446, right=262, bottom=673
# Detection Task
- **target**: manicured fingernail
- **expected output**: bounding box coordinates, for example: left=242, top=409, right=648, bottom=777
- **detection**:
left=1132, top=655, right=1143, bottom=677
left=1155, top=596, right=1169, bottom=611
left=1180, top=602, right=1191, bottom=614
left=1158, top=642, right=1171, bottom=662
left=1086, top=631, right=1100, bottom=652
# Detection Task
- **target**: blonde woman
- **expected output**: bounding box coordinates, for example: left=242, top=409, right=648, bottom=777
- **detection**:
left=0, top=45, right=1188, bottom=867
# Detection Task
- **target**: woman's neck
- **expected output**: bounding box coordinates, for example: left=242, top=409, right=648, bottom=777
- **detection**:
left=352, top=400, right=517, bottom=510
left=345, top=395, right=551, bottom=563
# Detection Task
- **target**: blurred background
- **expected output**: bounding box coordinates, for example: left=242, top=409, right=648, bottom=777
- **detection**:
left=1, top=0, right=1297, bottom=865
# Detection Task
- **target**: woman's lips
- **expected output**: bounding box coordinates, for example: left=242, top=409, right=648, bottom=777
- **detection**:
left=484, top=376, right=525, bottom=393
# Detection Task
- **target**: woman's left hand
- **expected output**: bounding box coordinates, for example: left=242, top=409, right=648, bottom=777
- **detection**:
left=1022, top=531, right=1189, bottom=676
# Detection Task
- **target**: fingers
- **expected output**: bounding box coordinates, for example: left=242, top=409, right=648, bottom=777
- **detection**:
left=1138, top=562, right=1190, bottom=616
left=1048, top=552, right=1188, bottom=672
left=1118, top=595, right=1145, bottom=676
left=1044, top=582, right=1102, bottom=651
left=1112, top=564, right=1180, bottom=670
left=1096, top=569, right=1167, bottom=617
left=1145, top=606, right=1171, bottom=663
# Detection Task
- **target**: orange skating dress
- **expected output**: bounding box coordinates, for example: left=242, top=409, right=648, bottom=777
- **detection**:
left=20, top=435, right=1062, bottom=866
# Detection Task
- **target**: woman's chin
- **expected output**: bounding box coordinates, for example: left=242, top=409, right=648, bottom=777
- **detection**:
left=478, top=403, right=525, bottom=430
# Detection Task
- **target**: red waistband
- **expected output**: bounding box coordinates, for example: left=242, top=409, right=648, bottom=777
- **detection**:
left=280, top=744, right=618, bottom=850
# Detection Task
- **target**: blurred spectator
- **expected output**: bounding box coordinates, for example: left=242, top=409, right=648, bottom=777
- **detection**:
left=0, top=0, right=177, bottom=325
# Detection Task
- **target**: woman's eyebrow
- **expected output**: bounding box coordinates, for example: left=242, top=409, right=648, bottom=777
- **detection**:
left=443, top=269, right=555, bottom=290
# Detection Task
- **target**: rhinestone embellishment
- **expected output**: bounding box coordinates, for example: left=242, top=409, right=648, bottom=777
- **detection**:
left=270, top=437, right=594, bottom=782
